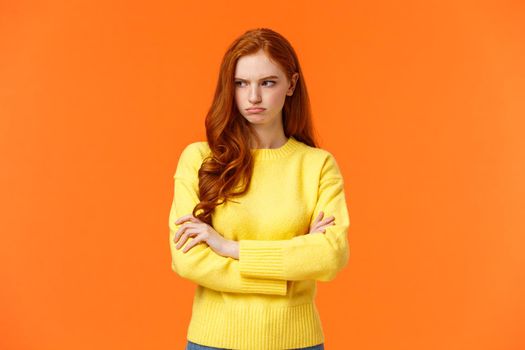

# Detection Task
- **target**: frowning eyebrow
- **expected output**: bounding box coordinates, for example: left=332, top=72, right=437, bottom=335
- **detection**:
left=234, top=75, right=280, bottom=81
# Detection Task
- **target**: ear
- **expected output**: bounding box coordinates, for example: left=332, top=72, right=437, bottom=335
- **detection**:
left=287, top=72, right=299, bottom=96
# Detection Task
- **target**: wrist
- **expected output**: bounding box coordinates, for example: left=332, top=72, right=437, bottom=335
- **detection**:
left=224, top=240, right=239, bottom=260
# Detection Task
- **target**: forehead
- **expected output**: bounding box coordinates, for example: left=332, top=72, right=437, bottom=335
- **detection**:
left=234, top=50, right=284, bottom=78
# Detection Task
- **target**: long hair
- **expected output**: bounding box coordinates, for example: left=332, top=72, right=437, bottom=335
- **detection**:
left=192, top=27, right=319, bottom=225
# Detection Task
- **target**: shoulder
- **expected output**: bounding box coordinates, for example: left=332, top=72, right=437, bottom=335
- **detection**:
left=174, top=141, right=211, bottom=179
left=299, top=142, right=341, bottom=167
left=179, top=141, right=211, bottom=160
left=299, top=143, right=344, bottom=181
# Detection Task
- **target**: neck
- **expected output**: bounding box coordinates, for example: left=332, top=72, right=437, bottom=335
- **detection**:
left=250, top=122, right=287, bottom=149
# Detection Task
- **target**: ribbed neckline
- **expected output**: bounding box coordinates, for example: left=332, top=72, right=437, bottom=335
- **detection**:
left=250, top=136, right=301, bottom=160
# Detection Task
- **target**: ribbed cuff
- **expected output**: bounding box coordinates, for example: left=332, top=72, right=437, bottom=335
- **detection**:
left=241, top=276, right=287, bottom=295
left=239, top=240, right=286, bottom=279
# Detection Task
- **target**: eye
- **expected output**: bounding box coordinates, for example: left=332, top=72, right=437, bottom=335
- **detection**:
left=262, top=80, right=276, bottom=87
left=234, top=80, right=276, bottom=87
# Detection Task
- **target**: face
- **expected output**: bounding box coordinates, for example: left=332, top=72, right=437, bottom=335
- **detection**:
left=234, top=49, right=298, bottom=128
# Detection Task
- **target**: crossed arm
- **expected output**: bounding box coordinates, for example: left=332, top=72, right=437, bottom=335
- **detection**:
left=168, top=143, right=350, bottom=295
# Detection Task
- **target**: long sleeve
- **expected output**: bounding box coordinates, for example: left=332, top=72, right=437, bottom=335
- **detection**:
left=238, top=153, right=351, bottom=282
left=168, top=143, right=287, bottom=295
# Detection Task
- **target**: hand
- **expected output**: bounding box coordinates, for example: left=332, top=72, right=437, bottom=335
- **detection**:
left=308, top=211, right=335, bottom=234
left=173, top=214, right=231, bottom=257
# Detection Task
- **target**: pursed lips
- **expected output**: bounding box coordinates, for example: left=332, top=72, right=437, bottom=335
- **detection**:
left=246, top=108, right=266, bottom=113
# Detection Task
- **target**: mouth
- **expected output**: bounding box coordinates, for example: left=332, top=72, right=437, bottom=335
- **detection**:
left=246, top=108, right=266, bottom=114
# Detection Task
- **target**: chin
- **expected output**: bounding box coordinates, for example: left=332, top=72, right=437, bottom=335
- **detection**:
left=244, top=114, right=268, bottom=122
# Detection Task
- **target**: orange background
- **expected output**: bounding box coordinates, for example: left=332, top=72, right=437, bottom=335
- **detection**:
left=1, top=1, right=524, bottom=349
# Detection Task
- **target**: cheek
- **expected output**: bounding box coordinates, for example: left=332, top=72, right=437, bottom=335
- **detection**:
left=266, top=89, right=286, bottom=104
left=266, top=90, right=287, bottom=107
left=234, top=92, right=243, bottom=106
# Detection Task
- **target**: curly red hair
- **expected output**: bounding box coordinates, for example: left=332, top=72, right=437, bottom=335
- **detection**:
left=193, top=27, right=319, bottom=226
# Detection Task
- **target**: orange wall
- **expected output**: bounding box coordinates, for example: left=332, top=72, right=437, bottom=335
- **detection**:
left=1, top=1, right=524, bottom=349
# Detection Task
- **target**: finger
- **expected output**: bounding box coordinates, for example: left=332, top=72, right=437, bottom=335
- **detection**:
left=310, top=225, right=323, bottom=233
left=317, top=223, right=336, bottom=233
left=174, top=222, right=196, bottom=243
left=311, top=211, right=322, bottom=225
left=314, top=216, right=334, bottom=229
left=182, top=236, right=204, bottom=253
left=311, top=222, right=322, bottom=230
left=320, top=216, right=335, bottom=224
left=175, top=214, right=198, bottom=225
left=176, top=229, right=198, bottom=249
left=175, top=226, right=200, bottom=249
left=320, top=221, right=336, bottom=229
left=174, top=214, right=192, bottom=225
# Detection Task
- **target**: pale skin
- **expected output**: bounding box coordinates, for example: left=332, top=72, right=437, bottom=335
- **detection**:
left=173, top=49, right=336, bottom=259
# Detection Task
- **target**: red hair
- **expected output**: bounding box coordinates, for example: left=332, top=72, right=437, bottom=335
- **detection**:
left=193, top=28, right=319, bottom=225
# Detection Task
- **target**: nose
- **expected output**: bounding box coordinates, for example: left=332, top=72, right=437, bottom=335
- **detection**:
left=248, top=85, right=262, bottom=104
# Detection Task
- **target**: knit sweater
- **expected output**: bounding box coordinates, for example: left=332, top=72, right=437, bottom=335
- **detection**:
left=168, top=136, right=351, bottom=350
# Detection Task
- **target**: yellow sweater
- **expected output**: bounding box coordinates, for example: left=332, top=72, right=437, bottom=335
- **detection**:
left=168, top=136, right=351, bottom=350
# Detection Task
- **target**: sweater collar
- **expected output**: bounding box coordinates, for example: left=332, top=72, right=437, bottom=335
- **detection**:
left=250, top=136, right=301, bottom=160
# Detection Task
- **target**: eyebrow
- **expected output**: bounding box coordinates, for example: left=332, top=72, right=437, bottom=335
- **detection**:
left=234, top=75, right=280, bottom=81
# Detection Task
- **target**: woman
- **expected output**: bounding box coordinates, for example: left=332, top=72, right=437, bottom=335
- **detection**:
left=169, top=28, right=351, bottom=350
